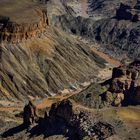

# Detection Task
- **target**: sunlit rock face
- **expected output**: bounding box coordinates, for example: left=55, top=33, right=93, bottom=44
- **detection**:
left=0, top=13, right=48, bottom=43
left=0, top=0, right=49, bottom=43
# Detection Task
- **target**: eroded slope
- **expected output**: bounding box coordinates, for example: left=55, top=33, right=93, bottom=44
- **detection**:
left=0, top=25, right=106, bottom=101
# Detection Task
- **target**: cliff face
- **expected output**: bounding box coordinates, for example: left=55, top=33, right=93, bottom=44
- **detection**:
left=106, top=60, right=140, bottom=106
left=0, top=10, right=48, bottom=43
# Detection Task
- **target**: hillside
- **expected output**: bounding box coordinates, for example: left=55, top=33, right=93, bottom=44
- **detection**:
left=0, top=0, right=106, bottom=101
left=0, top=0, right=140, bottom=140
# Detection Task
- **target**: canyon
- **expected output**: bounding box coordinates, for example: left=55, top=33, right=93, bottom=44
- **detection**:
left=0, top=0, right=140, bottom=140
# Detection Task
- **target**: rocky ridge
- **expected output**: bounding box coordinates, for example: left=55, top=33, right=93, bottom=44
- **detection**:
left=88, top=0, right=137, bottom=19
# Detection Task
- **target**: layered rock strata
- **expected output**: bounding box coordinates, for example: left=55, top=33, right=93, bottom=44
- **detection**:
left=0, top=10, right=48, bottom=43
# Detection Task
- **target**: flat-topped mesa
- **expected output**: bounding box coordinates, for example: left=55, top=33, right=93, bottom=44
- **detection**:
left=0, top=10, right=48, bottom=43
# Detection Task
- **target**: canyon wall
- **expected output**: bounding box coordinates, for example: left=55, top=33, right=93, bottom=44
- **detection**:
left=0, top=10, right=48, bottom=43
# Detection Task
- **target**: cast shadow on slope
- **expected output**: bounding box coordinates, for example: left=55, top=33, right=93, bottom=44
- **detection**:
left=1, top=99, right=116, bottom=140
left=1, top=118, right=80, bottom=140
left=28, top=118, right=79, bottom=140
left=1, top=124, right=28, bottom=138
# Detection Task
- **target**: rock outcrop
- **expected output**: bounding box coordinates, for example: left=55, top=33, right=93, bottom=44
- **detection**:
left=71, top=83, right=106, bottom=109
left=23, top=100, right=38, bottom=125
left=49, top=99, right=73, bottom=122
left=0, top=10, right=48, bottom=43
left=88, top=0, right=137, bottom=19
left=104, top=59, right=140, bottom=106
left=90, top=122, right=115, bottom=139
left=71, top=59, right=140, bottom=108
left=39, top=99, right=115, bottom=139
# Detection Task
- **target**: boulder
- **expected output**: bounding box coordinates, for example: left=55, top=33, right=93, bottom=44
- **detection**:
left=111, top=78, right=125, bottom=93
left=49, top=99, right=73, bottom=122
left=131, top=70, right=139, bottom=80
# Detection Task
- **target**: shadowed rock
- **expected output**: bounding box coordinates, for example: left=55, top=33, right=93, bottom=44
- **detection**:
left=105, top=60, right=140, bottom=106
left=23, top=100, right=38, bottom=126
left=49, top=99, right=73, bottom=122
left=116, top=3, right=139, bottom=22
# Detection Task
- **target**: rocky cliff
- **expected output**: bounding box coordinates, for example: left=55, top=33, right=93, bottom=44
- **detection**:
left=0, top=9, right=48, bottom=43
left=88, top=0, right=137, bottom=19
left=105, top=59, right=140, bottom=106
left=2, top=99, right=139, bottom=140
